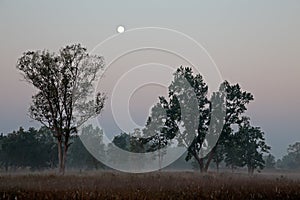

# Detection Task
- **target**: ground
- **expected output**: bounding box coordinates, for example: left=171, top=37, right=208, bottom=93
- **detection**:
left=1, top=171, right=300, bottom=199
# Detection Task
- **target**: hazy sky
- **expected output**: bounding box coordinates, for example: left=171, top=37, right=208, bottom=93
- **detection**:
left=0, top=0, right=299, bottom=158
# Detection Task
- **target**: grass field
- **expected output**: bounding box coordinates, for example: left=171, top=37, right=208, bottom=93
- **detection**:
left=1, top=171, right=300, bottom=199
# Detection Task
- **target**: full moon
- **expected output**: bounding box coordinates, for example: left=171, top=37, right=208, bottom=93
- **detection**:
left=117, top=26, right=125, bottom=33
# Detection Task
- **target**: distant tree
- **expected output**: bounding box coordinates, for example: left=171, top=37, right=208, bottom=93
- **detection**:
left=106, top=133, right=131, bottom=166
left=16, top=44, right=105, bottom=174
left=191, top=157, right=201, bottom=171
left=277, top=142, right=300, bottom=170
left=32, top=126, right=58, bottom=169
left=0, top=133, right=9, bottom=171
left=212, top=144, right=225, bottom=172
left=286, top=142, right=300, bottom=169
left=264, top=154, right=276, bottom=169
left=142, top=101, right=171, bottom=168
left=234, top=117, right=270, bottom=174
left=68, top=125, right=105, bottom=170
left=111, top=131, right=145, bottom=153
left=129, top=128, right=146, bottom=153
left=0, top=127, right=57, bottom=171
left=277, top=154, right=299, bottom=170
left=288, top=142, right=300, bottom=160
left=113, top=133, right=131, bottom=151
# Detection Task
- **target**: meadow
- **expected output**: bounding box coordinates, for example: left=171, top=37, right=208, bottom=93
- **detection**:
left=1, top=171, right=300, bottom=199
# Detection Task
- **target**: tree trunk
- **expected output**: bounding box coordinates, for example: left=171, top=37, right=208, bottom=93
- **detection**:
left=57, top=132, right=70, bottom=175
left=61, top=146, right=68, bottom=175
left=57, top=139, right=63, bottom=174
left=216, top=162, right=219, bottom=173
left=194, top=153, right=204, bottom=173
left=203, top=146, right=217, bottom=172
left=5, top=162, right=8, bottom=172
left=198, top=159, right=204, bottom=173
left=248, top=166, right=254, bottom=175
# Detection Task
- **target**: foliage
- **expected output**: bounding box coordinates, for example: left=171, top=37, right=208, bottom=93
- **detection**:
left=264, top=154, right=276, bottom=169
left=0, top=127, right=57, bottom=170
left=212, top=144, right=225, bottom=171
left=145, top=67, right=211, bottom=171
left=16, top=44, right=105, bottom=173
left=225, top=117, right=270, bottom=174
left=277, top=142, right=300, bottom=170
left=67, top=125, right=106, bottom=170
left=0, top=126, right=107, bottom=171
left=139, top=66, right=264, bottom=173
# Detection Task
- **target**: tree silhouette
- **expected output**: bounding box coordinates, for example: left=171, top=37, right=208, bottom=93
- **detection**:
left=16, top=44, right=105, bottom=174
left=139, top=66, right=269, bottom=174
left=0, top=127, right=57, bottom=171
left=264, top=154, right=276, bottom=169
left=202, top=81, right=254, bottom=172
left=278, top=142, right=300, bottom=169
left=68, top=125, right=106, bottom=170
left=224, top=117, right=270, bottom=174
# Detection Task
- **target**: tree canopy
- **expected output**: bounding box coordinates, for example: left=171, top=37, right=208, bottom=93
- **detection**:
left=16, top=44, right=106, bottom=173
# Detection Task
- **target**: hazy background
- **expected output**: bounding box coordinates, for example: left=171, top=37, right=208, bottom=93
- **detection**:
left=0, top=0, right=299, bottom=158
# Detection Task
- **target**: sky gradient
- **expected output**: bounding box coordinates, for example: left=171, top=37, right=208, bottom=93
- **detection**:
left=0, top=0, right=299, bottom=158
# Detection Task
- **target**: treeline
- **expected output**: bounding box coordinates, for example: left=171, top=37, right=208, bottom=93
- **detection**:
left=255, top=143, right=300, bottom=171
left=276, top=142, right=300, bottom=170
left=0, top=126, right=106, bottom=171
left=1, top=125, right=299, bottom=172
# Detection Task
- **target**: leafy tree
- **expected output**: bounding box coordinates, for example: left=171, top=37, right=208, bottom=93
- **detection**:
left=162, top=67, right=210, bottom=172
left=264, top=154, right=276, bottom=169
left=277, top=155, right=298, bottom=169
left=16, top=44, right=105, bottom=174
left=111, top=131, right=146, bottom=153
left=167, top=68, right=255, bottom=172
left=32, top=126, right=58, bottom=169
left=277, top=142, right=300, bottom=170
left=68, top=125, right=105, bottom=170
left=106, top=133, right=131, bottom=167
left=233, top=117, right=270, bottom=174
left=112, top=133, right=131, bottom=151
left=0, top=126, right=108, bottom=171
left=288, top=142, right=300, bottom=159
left=0, top=134, right=10, bottom=171
left=212, top=144, right=225, bottom=172
left=0, top=127, right=57, bottom=171
left=141, top=101, right=172, bottom=168
left=140, top=67, right=256, bottom=173
left=224, top=133, right=243, bottom=172
left=203, top=81, right=254, bottom=172
left=0, top=133, right=9, bottom=171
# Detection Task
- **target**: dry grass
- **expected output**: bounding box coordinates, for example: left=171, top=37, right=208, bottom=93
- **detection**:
left=1, top=171, right=300, bottom=199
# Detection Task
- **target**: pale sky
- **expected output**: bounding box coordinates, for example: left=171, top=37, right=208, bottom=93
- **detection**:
left=0, top=0, right=299, bottom=158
